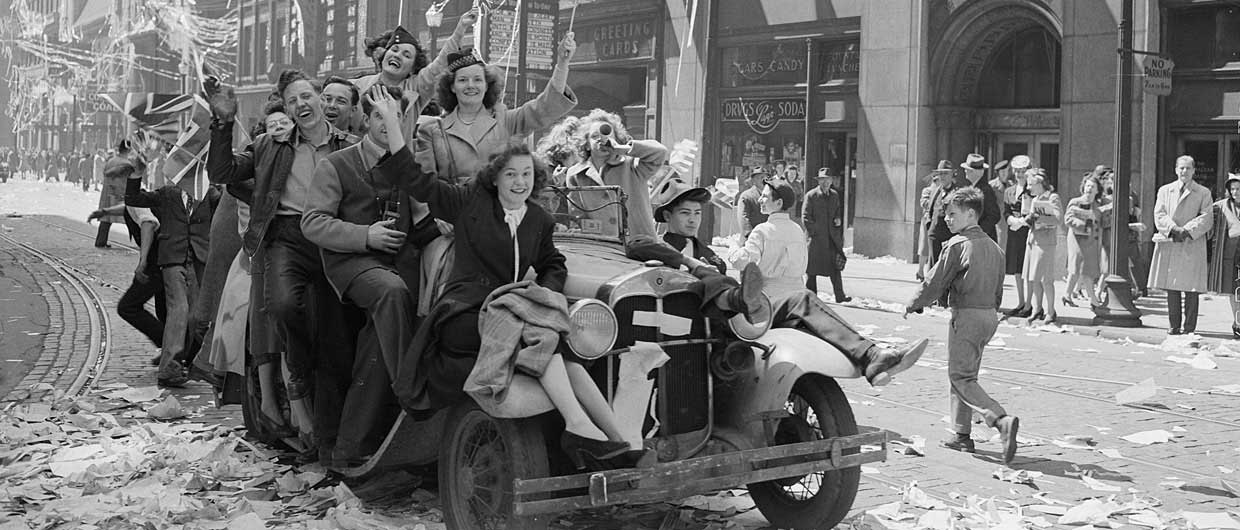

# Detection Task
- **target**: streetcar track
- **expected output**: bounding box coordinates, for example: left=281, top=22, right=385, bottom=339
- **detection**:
left=0, top=233, right=112, bottom=397
left=25, top=215, right=139, bottom=253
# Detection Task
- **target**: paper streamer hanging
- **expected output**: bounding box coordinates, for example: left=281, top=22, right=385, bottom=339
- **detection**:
left=674, top=0, right=701, bottom=96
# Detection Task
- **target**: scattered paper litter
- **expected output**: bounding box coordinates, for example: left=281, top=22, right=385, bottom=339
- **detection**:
left=993, top=467, right=1042, bottom=485
left=1080, top=474, right=1121, bottom=492
left=104, top=385, right=164, bottom=403
left=1059, top=498, right=1123, bottom=525
left=1121, top=429, right=1175, bottom=445
left=1097, top=448, right=1124, bottom=459
left=145, top=395, right=186, bottom=420
left=892, top=435, right=926, bottom=456
left=1181, top=512, right=1240, bottom=530
left=1115, top=378, right=1158, bottom=405
left=1222, top=478, right=1240, bottom=496
left=1052, top=435, right=1096, bottom=449
left=1214, top=383, right=1240, bottom=394
left=901, top=483, right=945, bottom=510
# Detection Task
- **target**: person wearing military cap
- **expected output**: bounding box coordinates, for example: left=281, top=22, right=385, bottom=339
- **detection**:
left=350, top=12, right=478, bottom=138
left=1002, top=155, right=1034, bottom=317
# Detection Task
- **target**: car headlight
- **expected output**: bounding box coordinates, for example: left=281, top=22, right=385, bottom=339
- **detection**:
left=727, top=294, right=772, bottom=340
left=567, top=299, right=618, bottom=360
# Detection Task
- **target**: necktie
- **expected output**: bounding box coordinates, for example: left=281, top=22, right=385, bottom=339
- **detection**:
left=503, top=206, right=527, bottom=283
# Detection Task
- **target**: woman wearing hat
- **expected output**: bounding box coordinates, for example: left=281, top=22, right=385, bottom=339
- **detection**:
left=416, top=34, right=579, bottom=185
left=1209, top=173, right=1240, bottom=337
left=1018, top=169, right=1063, bottom=322
left=1002, top=155, right=1033, bottom=317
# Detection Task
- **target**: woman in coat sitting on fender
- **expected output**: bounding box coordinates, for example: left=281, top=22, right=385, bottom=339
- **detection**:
left=367, top=88, right=639, bottom=471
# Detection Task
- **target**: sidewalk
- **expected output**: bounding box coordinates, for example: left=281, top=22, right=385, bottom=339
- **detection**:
left=833, top=253, right=1238, bottom=346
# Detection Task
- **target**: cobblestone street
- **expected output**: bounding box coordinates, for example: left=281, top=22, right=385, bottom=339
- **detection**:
left=2, top=180, right=1239, bottom=529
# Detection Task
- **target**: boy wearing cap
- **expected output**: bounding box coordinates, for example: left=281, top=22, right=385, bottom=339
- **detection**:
left=729, top=179, right=928, bottom=386
left=905, top=187, right=1020, bottom=464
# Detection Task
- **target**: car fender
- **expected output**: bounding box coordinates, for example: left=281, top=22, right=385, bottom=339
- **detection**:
left=717, top=328, right=862, bottom=440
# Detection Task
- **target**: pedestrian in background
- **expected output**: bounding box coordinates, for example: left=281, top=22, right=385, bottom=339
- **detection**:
left=917, top=160, right=953, bottom=280
left=1208, top=174, right=1240, bottom=338
left=1019, top=169, right=1062, bottom=323
left=926, top=161, right=962, bottom=264
left=95, top=139, right=137, bottom=248
left=905, top=186, right=1020, bottom=464
left=1150, top=155, right=1213, bottom=335
left=960, top=153, right=1001, bottom=241
left=989, top=159, right=1011, bottom=251
left=1003, top=155, right=1032, bottom=317
left=804, top=167, right=849, bottom=302
left=1097, top=168, right=1150, bottom=299
left=1063, top=175, right=1104, bottom=308
left=736, top=166, right=770, bottom=238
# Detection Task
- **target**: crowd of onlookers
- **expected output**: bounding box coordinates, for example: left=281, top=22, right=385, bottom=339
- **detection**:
left=0, top=147, right=114, bottom=191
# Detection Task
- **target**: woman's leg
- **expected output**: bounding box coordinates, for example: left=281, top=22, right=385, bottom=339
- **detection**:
left=1043, top=278, right=1058, bottom=317
left=539, top=355, right=607, bottom=440
left=1013, top=274, right=1027, bottom=308
left=564, top=362, right=625, bottom=443
left=1082, top=275, right=1100, bottom=305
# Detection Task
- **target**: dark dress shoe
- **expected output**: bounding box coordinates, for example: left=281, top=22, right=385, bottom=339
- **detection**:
left=997, top=415, right=1020, bottom=464
left=1029, top=309, right=1045, bottom=322
left=561, top=432, right=631, bottom=471
left=836, top=296, right=853, bottom=304
left=863, top=339, right=929, bottom=386
left=1014, top=307, right=1032, bottom=318
left=941, top=435, right=975, bottom=453
left=1168, top=328, right=1183, bottom=336
left=149, top=353, right=162, bottom=367
left=1232, top=323, right=1240, bottom=339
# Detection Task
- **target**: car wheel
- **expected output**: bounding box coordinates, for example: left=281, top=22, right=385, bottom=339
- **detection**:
left=440, top=403, right=549, bottom=530
left=748, top=376, right=860, bottom=530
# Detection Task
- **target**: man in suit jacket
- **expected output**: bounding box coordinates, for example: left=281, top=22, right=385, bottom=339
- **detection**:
left=125, top=173, right=221, bottom=387
left=302, top=85, right=438, bottom=466
left=960, top=153, right=1001, bottom=241
left=735, top=166, right=770, bottom=238
left=804, top=168, right=850, bottom=302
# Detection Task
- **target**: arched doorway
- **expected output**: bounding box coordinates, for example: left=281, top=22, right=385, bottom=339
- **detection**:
left=931, top=1, right=1064, bottom=187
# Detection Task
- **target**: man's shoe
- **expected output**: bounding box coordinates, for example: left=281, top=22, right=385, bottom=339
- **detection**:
left=1168, top=328, right=1183, bottom=336
left=863, top=338, right=929, bottom=386
left=738, top=263, right=765, bottom=315
left=996, top=415, right=1020, bottom=464
left=941, top=434, right=975, bottom=453
left=836, top=296, right=853, bottom=304
left=149, top=353, right=162, bottom=367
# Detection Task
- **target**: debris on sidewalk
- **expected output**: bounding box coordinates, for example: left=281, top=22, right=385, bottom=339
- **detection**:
left=891, top=435, right=926, bottom=457
left=1120, top=429, right=1176, bottom=445
left=1115, top=378, right=1158, bottom=405
left=993, top=467, right=1042, bottom=486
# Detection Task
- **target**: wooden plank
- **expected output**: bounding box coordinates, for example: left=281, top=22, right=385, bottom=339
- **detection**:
left=515, top=449, right=884, bottom=515
left=514, top=430, right=887, bottom=494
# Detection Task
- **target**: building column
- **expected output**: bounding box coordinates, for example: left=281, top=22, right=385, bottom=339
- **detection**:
left=854, top=0, right=934, bottom=260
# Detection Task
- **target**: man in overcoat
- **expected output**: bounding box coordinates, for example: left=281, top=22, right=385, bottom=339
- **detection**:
left=1148, top=155, right=1213, bottom=335
left=804, top=167, right=850, bottom=302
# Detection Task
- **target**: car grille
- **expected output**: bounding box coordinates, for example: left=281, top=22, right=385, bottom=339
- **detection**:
left=610, top=292, right=709, bottom=435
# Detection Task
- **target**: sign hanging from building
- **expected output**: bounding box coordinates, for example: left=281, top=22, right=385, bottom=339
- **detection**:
left=722, top=97, right=806, bottom=135
left=1141, top=55, right=1174, bottom=96
left=570, top=19, right=657, bottom=63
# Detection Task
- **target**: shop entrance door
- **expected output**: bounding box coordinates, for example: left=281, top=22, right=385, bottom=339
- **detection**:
left=991, top=133, right=1060, bottom=190
left=811, top=131, right=858, bottom=246
left=1177, top=134, right=1240, bottom=196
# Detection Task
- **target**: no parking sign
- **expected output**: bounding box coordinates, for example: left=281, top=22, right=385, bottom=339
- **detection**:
left=1141, top=56, right=1174, bottom=96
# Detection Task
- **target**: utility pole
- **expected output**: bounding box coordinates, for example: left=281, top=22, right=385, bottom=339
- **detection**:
left=1094, top=0, right=1143, bottom=327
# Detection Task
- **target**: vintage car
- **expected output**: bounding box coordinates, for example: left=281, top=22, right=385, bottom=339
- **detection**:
left=240, top=185, right=887, bottom=530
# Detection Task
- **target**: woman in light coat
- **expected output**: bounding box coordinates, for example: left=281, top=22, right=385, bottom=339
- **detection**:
left=1018, top=170, right=1062, bottom=323
left=1150, top=155, right=1214, bottom=334
left=1063, top=175, right=1104, bottom=308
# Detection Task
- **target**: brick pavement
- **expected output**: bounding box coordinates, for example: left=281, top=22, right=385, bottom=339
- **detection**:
left=0, top=215, right=241, bottom=428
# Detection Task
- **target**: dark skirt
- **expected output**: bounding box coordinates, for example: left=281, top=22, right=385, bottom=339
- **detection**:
left=1005, top=226, right=1030, bottom=275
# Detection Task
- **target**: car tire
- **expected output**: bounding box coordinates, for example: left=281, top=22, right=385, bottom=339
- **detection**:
left=440, top=403, right=550, bottom=530
left=748, top=376, right=860, bottom=530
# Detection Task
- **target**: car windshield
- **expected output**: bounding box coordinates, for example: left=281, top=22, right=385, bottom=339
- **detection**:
left=535, top=185, right=629, bottom=246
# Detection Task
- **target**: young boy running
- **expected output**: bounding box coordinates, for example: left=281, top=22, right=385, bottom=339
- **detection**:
left=905, top=187, right=1020, bottom=463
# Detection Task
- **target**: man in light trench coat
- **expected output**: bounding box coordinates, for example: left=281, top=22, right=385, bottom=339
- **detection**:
left=1148, top=155, right=1213, bottom=335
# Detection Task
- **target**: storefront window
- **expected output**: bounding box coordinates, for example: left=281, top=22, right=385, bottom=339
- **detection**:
left=717, top=0, right=862, bottom=32
left=815, top=40, right=860, bottom=85
left=719, top=97, right=807, bottom=179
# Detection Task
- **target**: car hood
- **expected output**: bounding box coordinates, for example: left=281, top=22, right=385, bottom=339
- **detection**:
left=558, top=239, right=643, bottom=300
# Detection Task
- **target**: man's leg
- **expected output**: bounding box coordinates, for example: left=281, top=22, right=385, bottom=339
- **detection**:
left=945, top=309, right=1007, bottom=434
left=770, top=290, right=926, bottom=384
left=829, top=270, right=848, bottom=302
left=1167, top=289, right=1183, bottom=331
left=806, top=274, right=818, bottom=293
left=157, top=265, right=191, bottom=385
left=118, top=273, right=163, bottom=347
left=265, top=232, right=319, bottom=398
left=1183, top=291, right=1200, bottom=333
left=344, top=268, right=416, bottom=379
left=95, top=221, right=111, bottom=248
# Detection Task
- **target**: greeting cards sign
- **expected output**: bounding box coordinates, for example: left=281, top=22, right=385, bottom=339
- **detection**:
left=722, top=97, right=806, bottom=135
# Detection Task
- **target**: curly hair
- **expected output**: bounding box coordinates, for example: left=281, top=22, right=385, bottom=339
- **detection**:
left=475, top=142, right=551, bottom=197
left=573, top=109, right=633, bottom=162
left=364, top=31, right=394, bottom=71
left=251, top=100, right=286, bottom=137
left=436, top=64, right=505, bottom=113
left=1078, top=175, right=1103, bottom=203
left=535, top=116, right=581, bottom=168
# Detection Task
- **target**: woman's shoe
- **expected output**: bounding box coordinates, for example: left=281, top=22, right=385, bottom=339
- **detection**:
left=1061, top=296, right=1077, bottom=307
left=1029, top=309, right=1045, bottom=322
left=560, top=432, right=631, bottom=470
left=256, top=410, right=296, bottom=439
left=1014, top=306, right=1033, bottom=318
left=1044, top=312, right=1058, bottom=324
left=1003, top=306, right=1028, bottom=317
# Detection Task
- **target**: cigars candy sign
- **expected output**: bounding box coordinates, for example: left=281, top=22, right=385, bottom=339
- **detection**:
left=722, top=97, right=806, bottom=135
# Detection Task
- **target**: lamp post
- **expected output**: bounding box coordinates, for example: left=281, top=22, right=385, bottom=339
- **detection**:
left=1094, top=0, right=1143, bottom=327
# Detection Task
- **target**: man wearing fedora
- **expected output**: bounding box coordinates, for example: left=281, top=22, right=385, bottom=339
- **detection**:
left=926, top=160, right=964, bottom=264
left=804, top=167, right=849, bottom=302
left=918, top=160, right=954, bottom=280
left=960, top=153, right=1001, bottom=241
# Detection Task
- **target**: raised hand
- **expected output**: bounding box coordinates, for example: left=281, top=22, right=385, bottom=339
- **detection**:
left=206, top=77, right=238, bottom=122
left=455, top=9, right=478, bottom=36
left=364, top=85, right=405, bottom=151
left=668, top=139, right=699, bottom=176
left=559, top=31, right=577, bottom=61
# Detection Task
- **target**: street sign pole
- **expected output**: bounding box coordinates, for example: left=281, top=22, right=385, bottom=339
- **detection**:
left=1095, top=0, right=1143, bottom=327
